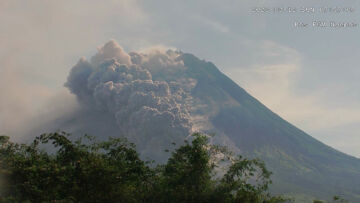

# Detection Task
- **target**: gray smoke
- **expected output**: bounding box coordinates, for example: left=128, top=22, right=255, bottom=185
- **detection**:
left=65, top=40, right=193, bottom=161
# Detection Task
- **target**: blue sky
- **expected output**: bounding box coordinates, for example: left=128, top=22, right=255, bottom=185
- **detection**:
left=1, top=0, right=359, bottom=157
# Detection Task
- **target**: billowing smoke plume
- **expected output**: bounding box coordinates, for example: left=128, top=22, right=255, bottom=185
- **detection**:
left=65, top=40, right=194, bottom=161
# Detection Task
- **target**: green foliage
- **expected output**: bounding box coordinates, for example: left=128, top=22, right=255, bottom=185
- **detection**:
left=155, top=133, right=217, bottom=202
left=312, top=195, right=350, bottom=203
left=333, top=195, right=349, bottom=203
left=0, top=132, right=289, bottom=202
left=0, top=132, right=154, bottom=202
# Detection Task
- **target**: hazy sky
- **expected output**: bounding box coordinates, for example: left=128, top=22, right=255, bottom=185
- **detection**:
left=1, top=0, right=360, bottom=157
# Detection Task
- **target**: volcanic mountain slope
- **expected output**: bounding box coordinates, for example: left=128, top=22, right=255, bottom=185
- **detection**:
left=179, top=54, right=360, bottom=201
left=60, top=41, right=360, bottom=201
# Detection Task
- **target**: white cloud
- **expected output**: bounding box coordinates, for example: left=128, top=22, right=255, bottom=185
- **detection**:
left=193, top=16, right=230, bottom=33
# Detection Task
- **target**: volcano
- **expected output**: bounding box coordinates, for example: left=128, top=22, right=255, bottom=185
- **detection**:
left=60, top=41, right=360, bottom=201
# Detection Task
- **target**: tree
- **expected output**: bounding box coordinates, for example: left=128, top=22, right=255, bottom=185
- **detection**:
left=0, top=132, right=288, bottom=202
left=0, top=132, right=154, bottom=202
left=157, top=134, right=214, bottom=202
left=156, top=133, right=289, bottom=203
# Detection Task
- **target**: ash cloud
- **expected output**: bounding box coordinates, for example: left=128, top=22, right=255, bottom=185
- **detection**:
left=65, top=40, right=193, bottom=161
left=91, top=39, right=132, bottom=66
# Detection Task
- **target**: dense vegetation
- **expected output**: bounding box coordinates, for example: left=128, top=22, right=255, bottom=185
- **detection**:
left=0, top=132, right=292, bottom=202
